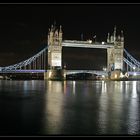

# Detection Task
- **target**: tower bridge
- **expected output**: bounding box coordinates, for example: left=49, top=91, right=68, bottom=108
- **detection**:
left=0, top=24, right=140, bottom=80
left=46, top=24, right=124, bottom=80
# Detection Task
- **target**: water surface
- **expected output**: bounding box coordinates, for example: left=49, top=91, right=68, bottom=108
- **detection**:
left=0, top=80, right=139, bottom=135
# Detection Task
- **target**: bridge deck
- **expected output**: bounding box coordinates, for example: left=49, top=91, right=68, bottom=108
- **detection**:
left=0, top=69, right=107, bottom=75
left=0, top=69, right=140, bottom=76
left=0, top=70, right=46, bottom=73
left=66, top=70, right=108, bottom=75
left=62, top=41, right=113, bottom=49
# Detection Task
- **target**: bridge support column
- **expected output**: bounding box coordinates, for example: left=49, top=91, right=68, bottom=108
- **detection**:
left=45, top=24, right=65, bottom=80
left=44, top=69, right=66, bottom=80
left=107, top=27, right=124, bottom=80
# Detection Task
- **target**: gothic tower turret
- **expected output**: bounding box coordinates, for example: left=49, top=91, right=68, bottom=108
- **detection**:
left=59, top=25, right=63, bottom=46
left=120, top=30, right=124, bottom=47
left=113, top=26, right=117, bottom=43
left=107, top=33, right=110, bottom=43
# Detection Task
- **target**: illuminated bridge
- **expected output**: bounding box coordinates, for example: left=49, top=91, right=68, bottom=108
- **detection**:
left=0, top=24, right=140, bottom=80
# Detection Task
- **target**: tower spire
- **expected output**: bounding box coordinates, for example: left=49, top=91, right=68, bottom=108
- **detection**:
left=51, top=24, right=54, bottom=32
left=114, top=25, right=117, bottom=42
left=107, top=32, right=110, bottom=43
left=121, top=30, right=124, bottom=42
left=59, top=25, right=62, bottom=33
left=59, top=25, right=63, bottom=45
left=121, top=30, right=123, bottom=37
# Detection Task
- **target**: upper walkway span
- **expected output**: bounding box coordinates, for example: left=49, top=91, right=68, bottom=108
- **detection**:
left=62, top=40, right=113, bottom=49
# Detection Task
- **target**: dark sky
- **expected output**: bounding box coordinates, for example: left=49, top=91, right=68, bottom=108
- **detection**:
left=0, top=4, right=140, bottom=69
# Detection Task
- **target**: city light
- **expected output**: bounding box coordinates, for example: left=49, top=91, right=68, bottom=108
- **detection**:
left=102, top=75, right=105, bottom=79
left=134, top=72, right=137, bottom=76
left=88, top=40, right=92, bottom=44
left=133, top=66, right=136, bottom=70
left=103, top=67, right=107, bottom=71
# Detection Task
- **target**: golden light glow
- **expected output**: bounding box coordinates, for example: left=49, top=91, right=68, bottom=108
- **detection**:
left=115, top=74, right=117, bottom=79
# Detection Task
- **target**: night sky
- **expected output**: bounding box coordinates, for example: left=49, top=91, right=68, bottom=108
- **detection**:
left=0, top=4, right=140, bottom=70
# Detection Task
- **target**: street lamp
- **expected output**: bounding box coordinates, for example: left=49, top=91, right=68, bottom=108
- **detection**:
left=133, top=66, right=136, bottom=70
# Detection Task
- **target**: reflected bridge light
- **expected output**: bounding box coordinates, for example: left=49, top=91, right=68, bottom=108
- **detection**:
left=72, top=81, right=76, bottom=95
left=49, top=71, right=52, bottom=78
left=64, top=72, right=66, bottom=79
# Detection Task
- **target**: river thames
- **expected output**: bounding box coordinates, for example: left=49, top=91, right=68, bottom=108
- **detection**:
left=0, top=80, right=139, bottom=136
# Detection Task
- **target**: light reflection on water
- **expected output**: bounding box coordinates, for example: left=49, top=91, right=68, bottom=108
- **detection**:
left=0, top=80, right=139, bottom=135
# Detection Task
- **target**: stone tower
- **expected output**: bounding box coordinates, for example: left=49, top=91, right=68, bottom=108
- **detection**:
left=44, top=24, right=65, bottom=80
left=107, top=26, right=124, bottom=79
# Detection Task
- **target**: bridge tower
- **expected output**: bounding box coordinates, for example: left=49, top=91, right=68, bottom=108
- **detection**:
left=44, top=24, right=66, bottom=80
left=107, top=26, right=124, bottom=79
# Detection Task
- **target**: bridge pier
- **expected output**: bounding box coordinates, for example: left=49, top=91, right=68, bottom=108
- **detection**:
left=44, top=69, right=66, bottom=80
left=46, top=24, right=64, bottom=80
left=107, top=27, right=124, bottom=80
